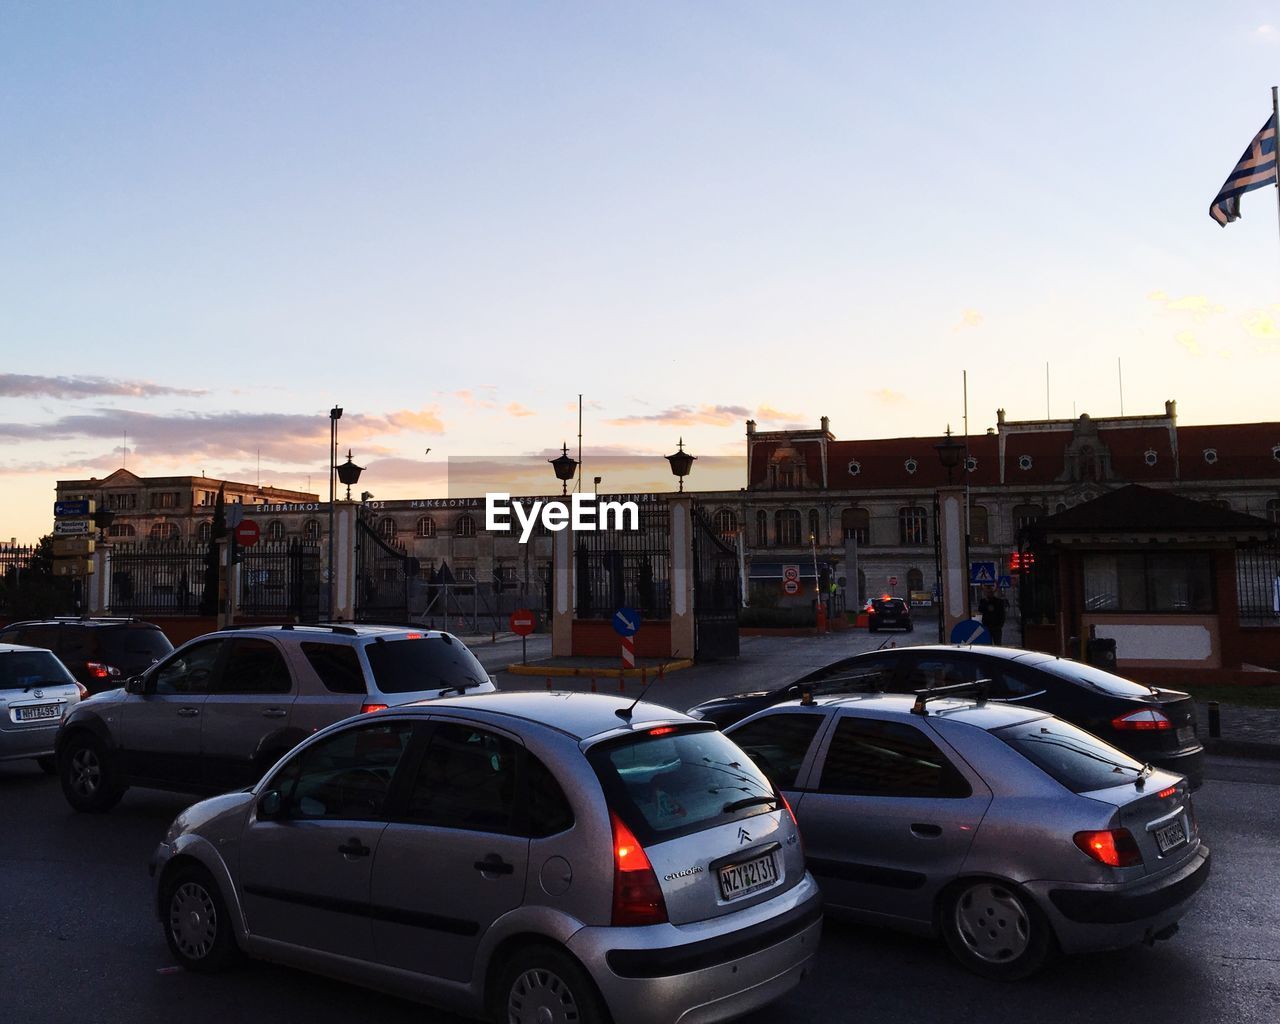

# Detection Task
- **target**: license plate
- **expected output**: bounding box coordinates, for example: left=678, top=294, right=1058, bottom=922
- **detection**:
left=1176, top=724, right=1195, bottom=745
left=719, top=852, right=778, bottom=900
left=1155, top=818, right=1187, bottom=854
left=14, top=703, right=62, bottom=722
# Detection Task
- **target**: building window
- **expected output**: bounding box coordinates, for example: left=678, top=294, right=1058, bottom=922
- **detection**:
left=1272, top=445, right=1280, bottom=463
left=898, top=506, right=927, bottom=545
left=713, top=509, right=738, bottom=540
left=775, top=510, right=802, bottom=546
left=416, top=515, right=437, bottom=538
left=808, top=509, right=821, bottom=545
left=106, top=493, right=137, bottom=511
left=904, top=458, right=918, bottom=475
left=108, top=523, right=136, bottom=538
left=267, top=520, right=285, bottom=541
left=149, top=522, right=179, bottom=541
left=303, top=519, right=320, bottom=541
left=1012, top=504, right=1044, bottom=534
left=907, top=568, right=924, bottom=592
left=1267, top=499, right=1280, bottom=524
left=378, top=517, right=397, bottom=541
left=847, top=459, right=862, bottom=477
left=1017, top=454, right=1033, bottom=472
left=1144, top=449, right=1158, bottom=467
left=841, top=507, right=869, bottom=546
left=1203, top=448, right=1218, bottom=465
left=1083, top=552, right=1214, bottom=613
left=969, top=505, right=989, bottom=545
left=198, top=521, right=212, bottom=543
left=456, top=514, right=477, bottom=539
left=150, top=492, right=179, bottom=509
left=755, top=510, right=768, bottom=547
left=964, top=456, right=978, bottom=473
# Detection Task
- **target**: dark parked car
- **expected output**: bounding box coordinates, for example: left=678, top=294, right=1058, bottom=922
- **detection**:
left=867, top=597, right=912, bottom=632
left=0, top=617, right=173, bottom=695
left=689, top=646, right=1204, bottom=787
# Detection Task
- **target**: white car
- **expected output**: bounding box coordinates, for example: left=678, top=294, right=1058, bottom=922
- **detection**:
left=1, top=642, right=84, bottom=772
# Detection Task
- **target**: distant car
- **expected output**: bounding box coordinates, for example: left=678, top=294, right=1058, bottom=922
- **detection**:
left=1, top=642, right=84, bottom=773
left=55, top=624, right=497, bottom=812
left=867, top=598, right=912, bottom=632
left=725, top=692, right=1210, bottom=979
left=690, top=646, right=1205, bottom=788
left=0, top=617, right=173, bottom=695
left=149, top=692, right=821, bottom=1024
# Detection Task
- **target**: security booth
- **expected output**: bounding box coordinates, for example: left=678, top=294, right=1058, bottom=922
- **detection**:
left=1018, top=485, right=1278, bottom=681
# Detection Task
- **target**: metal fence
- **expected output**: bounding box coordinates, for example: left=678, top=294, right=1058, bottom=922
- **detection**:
left=574, top=500, right=671, bottom=620
left=239, top=541, right=322, bottom=622
left=1237, top=540, right=1280, bottom=627
left=108, top=541, right=209, bottom=616
left=0, top=543, right=39, bottom=616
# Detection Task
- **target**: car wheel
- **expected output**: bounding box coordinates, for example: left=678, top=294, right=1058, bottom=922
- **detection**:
left=59, top=734, right=126, bottom=813
left=36, top=755, right=58, bottom=775
left=162, top=864, right=241, bottom=973
left=941, top=879, right=1053, bottom=980
left=494, top=944, right=610, bottom=1024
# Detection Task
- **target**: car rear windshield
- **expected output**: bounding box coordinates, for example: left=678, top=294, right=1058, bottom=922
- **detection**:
left=97, top=628, right=174, bottom=668
left=363, top=636, right=489, bottom=694
left=873, top=600, right=906, bottom=612
left=1024, top=657, right=1155, bottom=698
left=589, top=725, right=778, bottom=844
left=994, top=717, right=1146, bottom=793
left=0, top=650, right=76, bottom=690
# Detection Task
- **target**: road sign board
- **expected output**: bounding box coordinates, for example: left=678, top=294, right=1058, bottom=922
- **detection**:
left=888, top=575, right=898, bottom=587
left=612, top=607, right=641, bottom=637
left=54, top=499, right=94, bottom=517
left=53, top=537, right=95, bottom=557
left=950, top=619, right=992, bottom=645
left=509, top=609, right=536, bottom=636
left=234, top=520, right=261, bottom=547
left=54, top=519, right=91, bottom=536
left=783, top=579, right=800, bottom=595
left=969, top=561, right=997, bottom=585
left=782, top=564, right=800, bottom=583
left=997, top=574, right=1013, bottom=590
left=53, top=558, right=94, bottom=577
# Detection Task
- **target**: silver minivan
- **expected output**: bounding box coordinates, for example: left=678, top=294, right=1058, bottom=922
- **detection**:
left=150, top=692, right=822, bottom=1024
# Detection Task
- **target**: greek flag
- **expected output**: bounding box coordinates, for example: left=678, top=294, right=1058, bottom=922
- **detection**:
left=1209, top=113, right=1278, bottom=226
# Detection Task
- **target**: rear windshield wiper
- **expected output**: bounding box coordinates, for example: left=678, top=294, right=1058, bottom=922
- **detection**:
left=437, top=680, right=488, bottom=697
left=722, top=795, right=780, bottom=814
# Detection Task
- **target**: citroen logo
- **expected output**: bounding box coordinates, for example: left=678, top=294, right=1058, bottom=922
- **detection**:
left=33, top=689, right=44, bottom=699
left=737, top=827, right=751, bottom=844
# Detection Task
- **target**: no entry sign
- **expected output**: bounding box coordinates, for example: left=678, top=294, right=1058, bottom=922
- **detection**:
left=509, top=609, right=536, bottom=636
left=234, top=520, right=260, bottom=547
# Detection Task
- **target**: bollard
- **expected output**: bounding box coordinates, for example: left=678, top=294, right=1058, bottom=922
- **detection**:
left=1207, top=701, right=1221, bottom=738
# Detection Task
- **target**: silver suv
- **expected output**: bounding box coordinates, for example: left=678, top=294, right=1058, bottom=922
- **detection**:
left=56, top=624, right=494, bottom=812
left=150, top=692, right=822, bottom=1024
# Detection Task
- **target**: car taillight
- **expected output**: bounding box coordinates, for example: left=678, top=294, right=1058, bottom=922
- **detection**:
left=1073, top=828, right=1143, bottom=867
left=86, top=662, right=120, bottom=681
left=1111, top=709, right=1172, bottom=731
left=360, top=703, right=388, bottom=714
left=610, top=812, right=668, bottom=926
left=74, top=682, right=89, bottom=700
left=779, top=791, right=803, bottom=855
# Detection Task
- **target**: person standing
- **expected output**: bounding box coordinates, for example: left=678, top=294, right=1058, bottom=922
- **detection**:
left=978, top=586, right=1007, bottom=645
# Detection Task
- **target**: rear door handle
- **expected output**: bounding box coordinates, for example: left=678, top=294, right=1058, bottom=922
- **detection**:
left=473, top=855, right=515, bottom=876
left=261, top=708, right=287, bottom=718
left=177, top=707, right=200, bottom=717
left=910, top=823, right=943, bottom=838
left=338, top=838, right=371, bottom=858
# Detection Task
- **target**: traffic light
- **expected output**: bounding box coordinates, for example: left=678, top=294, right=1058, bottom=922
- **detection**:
left=230, top=540, right=244, bottom=565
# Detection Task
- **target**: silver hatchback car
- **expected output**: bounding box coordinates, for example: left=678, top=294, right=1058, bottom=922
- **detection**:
left=1, top=643, right=84, bottom=771
left=150, top=692, right=822, bottom=1024
left=725, top=691, right=1210, bottom=979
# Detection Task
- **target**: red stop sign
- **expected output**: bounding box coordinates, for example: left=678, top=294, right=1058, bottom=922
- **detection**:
left=509, top=609, right=536, bottom=636
left=234, top=519, right=260, bottom=547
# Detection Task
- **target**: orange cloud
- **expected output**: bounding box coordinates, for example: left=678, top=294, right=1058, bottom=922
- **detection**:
left=505, top=402, right=536, bottom=418
left=756, top=405, right=804, bottom=422
left=869, top=388, right=907, bottom=404
left=605, top=404, right=751, bottom=428
left=386, top=408, right=446, bottom=433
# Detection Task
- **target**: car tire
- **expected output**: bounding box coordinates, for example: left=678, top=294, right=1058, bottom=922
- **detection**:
left=36, top=755, right=58, bottom=775
left=161, top=863, right=241, bottom=973
left=493, top=943, right=611, bottom=1024
left=59, top=733, right=126, bottom=813
left=869, top=624, right=878, bottom=633
left=941, top=879, right=1053, bottom=980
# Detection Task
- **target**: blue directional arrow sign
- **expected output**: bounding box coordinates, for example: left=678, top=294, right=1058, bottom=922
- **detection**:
left=54, top=500, right=92, bottom=517
left=950, top=619, right=992, bottom=645
left=997, top=574, right=1013, bottom=590
left=612, top=606, right=641, bottom=637
left=969, top=561, right=997, bottom=585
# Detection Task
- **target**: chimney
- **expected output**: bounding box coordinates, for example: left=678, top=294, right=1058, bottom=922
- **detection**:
left=996, top=408, right=1006, bottom=426
left=820, top=415, right=830, bottom=434
left=1165, top=399, right=1177, bottom=421
left=746, top=419, right=756, bottom=436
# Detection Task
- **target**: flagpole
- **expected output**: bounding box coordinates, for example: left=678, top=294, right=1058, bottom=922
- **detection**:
left=1273, top=86, right=1280, bottom=248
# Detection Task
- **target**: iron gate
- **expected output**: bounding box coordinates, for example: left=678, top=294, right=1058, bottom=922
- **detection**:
left=691, top=503, right=740, bottom=659
left=355, top=516, right=415, bottom=624
left=1237, top=539, right=1280, bottom=627
left=573, top=500, right=671, bottom=621
left=239, top=540, right=321, bottom=622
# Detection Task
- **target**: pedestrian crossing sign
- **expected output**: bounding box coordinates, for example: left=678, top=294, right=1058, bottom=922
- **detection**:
left=969, top=561, right=997, bottom=585
left=997, top=575, right=1013, bottom=590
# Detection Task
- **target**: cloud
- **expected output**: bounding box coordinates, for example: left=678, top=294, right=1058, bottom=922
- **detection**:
left=451, top=389, right=497, bottom=411
left=756, top=405, right=804, bottom=422
left=1148, top=293, right=1225, bottom=317
left=386, top=407, right=447, bottom=433
left=953, top=309, right=983, bottom=331
left=869, top=388, right=907, bottom=404
left=1255, top=24, right=1279, bottom=40
left=1243, top=309, right=1280, bottom=339
left=0, top=374, right=206, bottom=399
left=505, top=402, right=536, bottom=418
left=563, top=400, right=604, bottom=413
left=1176, top=331, right=1202, bottom=356
left=604, top=404, right=751, bottom=428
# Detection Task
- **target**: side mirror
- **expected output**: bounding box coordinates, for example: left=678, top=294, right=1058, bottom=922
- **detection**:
left=257, top=790, right=283, bottom=820
left=786, top=684, right=800, bottom=698
left=125, top=676, right=146, bottom=695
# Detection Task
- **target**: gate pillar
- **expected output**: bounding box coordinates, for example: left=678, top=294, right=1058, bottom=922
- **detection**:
left=937, top=486, right=969, bottom=641
left=89, top=543, right=111, bottom=614
left=669, top=496, right=695, bottom=660
left=331, top=501, right=359, bottom=622
left=551, top=510, right=573, bottom=656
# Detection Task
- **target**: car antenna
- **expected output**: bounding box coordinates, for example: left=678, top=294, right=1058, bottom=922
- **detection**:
left=615, top=650, right=679, bottom=724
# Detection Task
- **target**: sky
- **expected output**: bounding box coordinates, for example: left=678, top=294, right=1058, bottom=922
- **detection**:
left=2, top=2, right=1279, bottom=543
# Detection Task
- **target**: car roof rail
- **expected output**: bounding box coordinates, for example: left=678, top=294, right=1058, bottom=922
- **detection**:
left=910, top=679, right=991, bottom=715
left=230, top=622, right=362, bottom=636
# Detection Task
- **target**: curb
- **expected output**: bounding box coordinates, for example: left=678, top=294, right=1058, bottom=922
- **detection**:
left=505, top=659, right=695, bottom=679
left=1205, top=738, right=1280, bottom=762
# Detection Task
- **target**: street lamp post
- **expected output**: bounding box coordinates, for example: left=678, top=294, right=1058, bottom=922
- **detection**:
left=328, top=406, right=342, bottom=619
left=665, top=438, right=695, bottom=492
left=336, top=450, right=365, bottom=500
left=933, top=426, right=966, bottom=642
left=549, top=443, right=578, bottom=496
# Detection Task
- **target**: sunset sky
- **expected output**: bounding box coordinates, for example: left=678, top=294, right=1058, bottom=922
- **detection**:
left=3, top=3, right=1280, bottom=543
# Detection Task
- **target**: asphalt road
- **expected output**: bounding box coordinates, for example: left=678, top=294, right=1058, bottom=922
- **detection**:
left=3, top=636, right=1277, bottom=1024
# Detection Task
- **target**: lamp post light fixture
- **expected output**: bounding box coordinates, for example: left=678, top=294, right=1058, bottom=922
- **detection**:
left=336, top=450, right=365, bottom=500
left=665, top=438, right=696, bottom=492
left=93, top=505, right=116, bottom=542
left=549, top=443, right=578, bottom=496
left=933, top=426, right=965, bottom=485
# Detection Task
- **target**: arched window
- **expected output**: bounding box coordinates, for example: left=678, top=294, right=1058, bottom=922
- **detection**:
left=969, top=505, right=989, bottom=545
left=303, top=519, right=320, bottom=541
left=149, top=522, right=179, bottom=542
left=907, top=568, right=924, bottom=592
left=267, top=520, right=285, bottom=541
left=841, top=507, right=869, bottom=546
left=755, top=510, right=768, bottom=547
left=109, top=523, right=136, bottom=538
left=1012, top=504, right=1044, bottom=535
left=378, top=517, right=397, bottom=541
left=456, top=514, right=477, bottom=539
left=807, top=509, right=821, bottom=545
left=713, top=508, right=737, bottom=539
left=898, top=506, right=927, bottom=545
left=1267, top=498, right=1280, bottom=524
left=416, top=515, right=437, bottom=538
left=775, top=509, right=802, bottom=546
left=198, top=521, right=213, bottom=543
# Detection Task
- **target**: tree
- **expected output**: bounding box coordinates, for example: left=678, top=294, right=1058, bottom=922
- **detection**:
left=198, top=485, right=227, bottom=616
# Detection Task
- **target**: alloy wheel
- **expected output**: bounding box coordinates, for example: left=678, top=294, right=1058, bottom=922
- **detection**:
left=69, top=747, right=101, bottom=797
